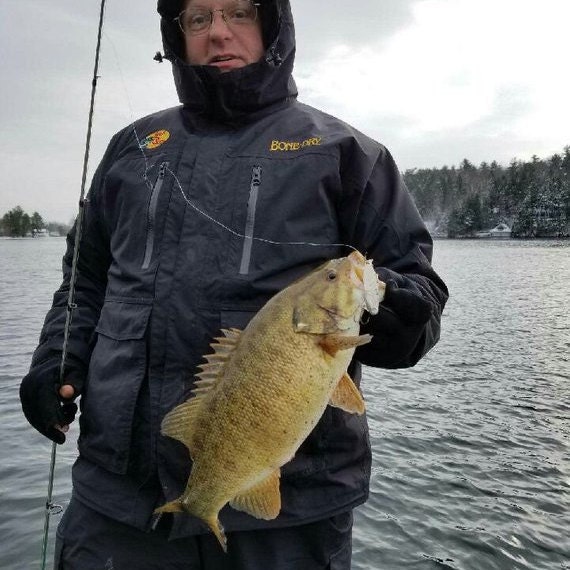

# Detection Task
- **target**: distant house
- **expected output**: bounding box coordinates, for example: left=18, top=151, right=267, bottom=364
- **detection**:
left=489, top=223, right=512, bottom=237
left=476, top=223, right=512, bottom=238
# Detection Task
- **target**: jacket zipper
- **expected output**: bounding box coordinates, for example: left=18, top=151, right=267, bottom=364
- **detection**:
left=142, top=161, right=168, bottom=270
left=239, top=165, right=263, bottom=275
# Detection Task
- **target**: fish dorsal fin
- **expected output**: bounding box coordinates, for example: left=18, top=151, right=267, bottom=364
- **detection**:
left=193, top=327, right=242, bottom=392
left=161, top=328, right=243, bottom=455
left=329, top=372, right=366, bottom=415
left=229, top=469, right=281, bottom=520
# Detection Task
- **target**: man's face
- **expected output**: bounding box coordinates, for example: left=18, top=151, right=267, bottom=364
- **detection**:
left=181, top=0, right=265, bottom=72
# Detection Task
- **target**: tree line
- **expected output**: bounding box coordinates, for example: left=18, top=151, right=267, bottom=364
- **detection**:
left=0, top=206, right=70, bottom=237
left=404, top=146, right=570, bottom=238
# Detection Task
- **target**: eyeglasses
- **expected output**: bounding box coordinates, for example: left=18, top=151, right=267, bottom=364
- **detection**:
left=175, top=1, right=260, bottom=36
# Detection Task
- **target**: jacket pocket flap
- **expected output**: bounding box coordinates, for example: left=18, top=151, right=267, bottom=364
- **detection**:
left=95, top=301, right=152, bottom=340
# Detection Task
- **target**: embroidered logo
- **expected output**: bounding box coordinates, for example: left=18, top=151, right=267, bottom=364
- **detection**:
left=140, top=130, right=171, bottom=150
left=269, top=136, right=322, bottom=152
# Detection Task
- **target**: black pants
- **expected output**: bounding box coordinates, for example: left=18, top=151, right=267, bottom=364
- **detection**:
left=54, top=497, right=353, bottom=569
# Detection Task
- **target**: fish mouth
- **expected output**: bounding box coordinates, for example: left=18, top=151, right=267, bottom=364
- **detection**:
left=318, top=304, right=354, bottom=322
left=348, top=250, right=366, bottom=286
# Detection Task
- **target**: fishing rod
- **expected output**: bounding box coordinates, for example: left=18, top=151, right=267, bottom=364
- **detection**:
left=40, top=0, right=108, bottom=567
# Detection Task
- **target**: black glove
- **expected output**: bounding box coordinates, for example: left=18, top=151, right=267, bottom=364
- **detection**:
left=20, top=356, right=86, bottom=444
left=356, top=274, right=435, bottom=368
left=381, top=279, right=434, bottom=325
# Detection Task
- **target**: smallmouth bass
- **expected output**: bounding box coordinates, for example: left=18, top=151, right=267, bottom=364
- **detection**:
left=155, top=250, right=385, bottom=550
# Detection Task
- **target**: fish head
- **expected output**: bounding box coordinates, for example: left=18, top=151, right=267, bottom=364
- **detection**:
left=292, top=250, right=385, bottom=334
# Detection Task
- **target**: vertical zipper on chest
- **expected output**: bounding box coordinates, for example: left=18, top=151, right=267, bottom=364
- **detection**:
left=142, top=161, right=168, bottom=270
left=239, top=165, right=263, bottom=275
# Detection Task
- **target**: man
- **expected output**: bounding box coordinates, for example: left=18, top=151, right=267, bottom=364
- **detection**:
left=20, top=1, right=448, bottom=568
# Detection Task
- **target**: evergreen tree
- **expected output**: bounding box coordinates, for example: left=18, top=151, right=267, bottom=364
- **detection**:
left=31, top=212, right=45, bottom=234
left=2, top=206, right=31, bottom=237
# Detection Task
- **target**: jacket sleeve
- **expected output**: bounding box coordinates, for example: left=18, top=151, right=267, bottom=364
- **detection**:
left=30, top=135, right=121, bottom=369
left=341, top=143, right=449, bottom=369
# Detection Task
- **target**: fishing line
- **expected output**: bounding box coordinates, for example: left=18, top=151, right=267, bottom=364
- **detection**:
left=39, top=1, right=108, bottom=569
left=103, top=29, right=155, bottom=192
left=140, top=117, right=358, bottom=253
left=165, top=164, right=358, bottom=252
left=103, top=28, right=359, bottom=254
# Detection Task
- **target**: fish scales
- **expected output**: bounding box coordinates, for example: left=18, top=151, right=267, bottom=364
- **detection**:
left=155, top=250, right=384, bottom=551
left=191, top=307, right=332, bottom=493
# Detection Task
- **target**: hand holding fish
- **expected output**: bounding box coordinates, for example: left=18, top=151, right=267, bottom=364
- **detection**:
left=381, top=279, right=434, bottom=324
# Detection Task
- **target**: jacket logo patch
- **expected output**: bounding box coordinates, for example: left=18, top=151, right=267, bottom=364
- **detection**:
left=140, top=130, right=171, bottom=150
left=270, top=136, right=322, bottom=152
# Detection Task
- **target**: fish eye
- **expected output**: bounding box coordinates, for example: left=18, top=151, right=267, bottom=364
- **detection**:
left=326, top=270, right=337, bottom=281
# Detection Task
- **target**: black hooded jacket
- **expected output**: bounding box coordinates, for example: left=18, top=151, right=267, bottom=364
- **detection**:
left=29, top=0, right=448, bottom=535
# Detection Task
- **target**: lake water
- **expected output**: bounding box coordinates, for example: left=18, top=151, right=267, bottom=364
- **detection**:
left=0, top=237, right=568, bottom=569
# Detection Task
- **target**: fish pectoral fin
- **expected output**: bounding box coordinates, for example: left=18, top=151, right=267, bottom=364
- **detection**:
left=329, top=372, right=366, bottom=415
left=229, top=469, right=281, bottom=520
left=319, top=333, right=372, bottom=357
left=160, top=399, right=201, bottom=456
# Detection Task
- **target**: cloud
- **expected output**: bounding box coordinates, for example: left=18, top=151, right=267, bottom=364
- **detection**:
left=296, top=0, right=570, bottom=166
left=0, top=0, right=176, bottom=222
left=291, top=0, right=415, bottom=56
left=0, top=0, right=568, bottom=221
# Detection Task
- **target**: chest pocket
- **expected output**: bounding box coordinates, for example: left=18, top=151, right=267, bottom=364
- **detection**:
left=221, top=153, right=343, bottom=278
left=104, top=156, right=173, bottom=277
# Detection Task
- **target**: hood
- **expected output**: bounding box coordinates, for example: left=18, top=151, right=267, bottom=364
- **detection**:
left=156, top=0, right=298, bottom=122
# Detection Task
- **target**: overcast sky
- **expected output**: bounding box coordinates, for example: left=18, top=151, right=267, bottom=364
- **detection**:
left=1, top=0, right=568, bottom=222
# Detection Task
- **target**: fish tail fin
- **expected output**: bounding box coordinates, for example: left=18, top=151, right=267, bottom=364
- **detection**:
left=154, top=499, right=226, bottom=551
left=207, top=517, right=227, bottom=552
left=154, top=499, right=185, bottom=514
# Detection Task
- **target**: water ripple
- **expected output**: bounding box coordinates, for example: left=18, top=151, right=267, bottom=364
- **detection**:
left=1, top=238, right=569, bottom=569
